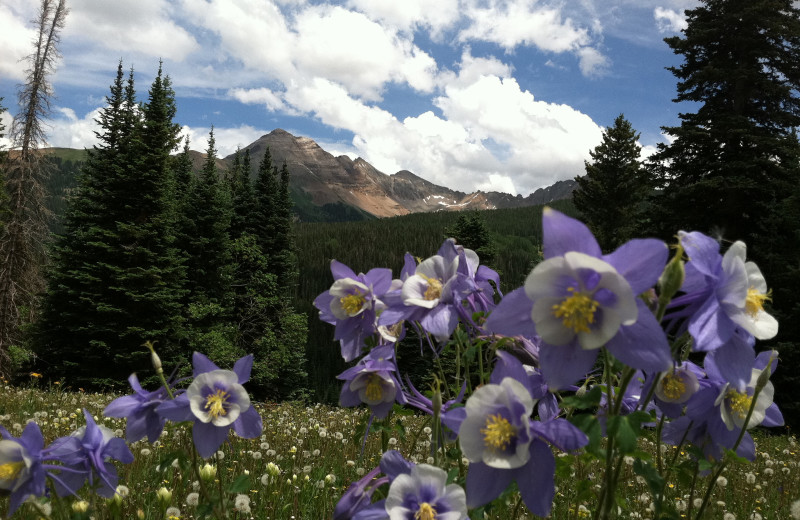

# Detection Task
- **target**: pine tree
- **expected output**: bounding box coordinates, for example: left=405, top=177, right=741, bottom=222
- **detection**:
left=35, top=63, right=186, bottom=387
left=573, top=114, right=649, bottom=250
left=446, top=211, right=496, bottom=266
left=252, top=146, right=277, bottom=255
left=271, top=161, right=297, bottom=288
left=651, top=0, right=800, bottom=243
left=182, top=128, right=233, bottom=305
left=229, top=148, right=255, bottom=239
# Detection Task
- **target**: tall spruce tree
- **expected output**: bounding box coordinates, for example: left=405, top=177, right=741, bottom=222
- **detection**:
left=573, top=114, right=649, bottom=251
left=651, top=0, right=800, bottom=242
left=182, top=128, right=233, bottom=305
left=272, top=161, right=297, bottom=288
left=35, top=64, right=186, bottom=387
left=651, top=0, right=800, bottom=427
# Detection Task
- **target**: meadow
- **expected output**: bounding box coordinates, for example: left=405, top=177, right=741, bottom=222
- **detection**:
left=2, top=380, right=798, bottom=520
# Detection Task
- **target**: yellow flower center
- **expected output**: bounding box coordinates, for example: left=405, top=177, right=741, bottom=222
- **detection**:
left=727, top=390, right=753, bottom=421
left=420, top=275, right=443, bottom=301
left=660, top=373, right=686, bottom=401
left=0, top=461, right=24, bottom=480
left=745, top=287, right=771, bottom=317
left=481, top=414, right=515, bottom=451
left=552, top=287, right=599, bottom=333
left=415, top=502, right=437, bottom=520
left=365, top=375, right=383, bottom=402
left=205, top=389, right=230, bottom=419
left=340, top=291, right=366, bottom=315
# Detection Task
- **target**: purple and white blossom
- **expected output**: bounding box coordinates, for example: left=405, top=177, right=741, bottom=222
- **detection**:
left=385, top=464, right=467, bottom=520
left=668, top=233, right=778, bottom=353
left=454, top=373, right=587, bottom=517
left=338, top=346, right=406, bottom=419
left=486, top=207, right=671, bottom=389
left=156, top=353, right=263, bottom=458
left=379, top=240, right=478, bottom=342
left=0, top=422, right=82, bottom=516
left=314, top=260, right=394, bottom=361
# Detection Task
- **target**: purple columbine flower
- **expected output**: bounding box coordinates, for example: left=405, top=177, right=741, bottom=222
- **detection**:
left=486, top=208, right=671, bottom=390
left=0, top=422, right=82, bottom=516
left=668, top=233, right=778, bottom=351
left=55, top=410, right=134, bottom=498
left=662, top=350, right=783, bottom=463
left=454, top=374, right=587, bottom=517
left=385, top=464, right=468, bottom=520
left=314, top=260, right=394, bottom=362
left=104, top=372, right=180, bottom=443
left=338, top=346, right=406, bottom=419
left=156, top=353, right=263, bottom=458
left=379, top=240, right=477, bottom=342
left=333, top=450, right=413, bottom=520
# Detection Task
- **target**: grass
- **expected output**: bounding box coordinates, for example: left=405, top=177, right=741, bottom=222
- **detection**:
left=1, top=381, right=798, bottom=519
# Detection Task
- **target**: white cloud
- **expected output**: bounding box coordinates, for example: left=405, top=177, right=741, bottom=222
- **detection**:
left=0, top=109, right=14, bottom=149
left=228, top=87, right=288, bottom=113
left=0, top=4, right=36, bottom=82
left=64, top=0, right=198, bottom=61
left=654, top=7, right=688, bottom=33
left=458, top=0, right=608, bottom=77
left=292, top=5, right=438, bottom=100
left=47, top=107, right=103, bottom=149
left=346, top=0, right=460, bottom=37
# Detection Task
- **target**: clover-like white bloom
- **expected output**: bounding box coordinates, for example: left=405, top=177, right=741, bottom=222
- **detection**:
left=385, top=464, right=467, bottom=520
left=526, top=251, right=637, bottom=350
left=459, top=377, right=535, bottom=469
left=716, top=367, right=774, bottom=431
left=187, top=370, right=251, bottom=427
left=722, top=241, right=778, bottom=340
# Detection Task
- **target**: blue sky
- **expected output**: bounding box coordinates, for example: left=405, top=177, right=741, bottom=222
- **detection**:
left=0, top=0, right=697, bottom=196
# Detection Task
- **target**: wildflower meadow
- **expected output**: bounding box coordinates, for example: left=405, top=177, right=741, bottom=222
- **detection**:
left=2, top=208, right=800, bottom=519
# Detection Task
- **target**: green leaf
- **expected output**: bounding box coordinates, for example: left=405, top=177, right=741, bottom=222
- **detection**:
left=226, top=473, right=251, bottom=494
left=608, top=415, right=638, bottom=454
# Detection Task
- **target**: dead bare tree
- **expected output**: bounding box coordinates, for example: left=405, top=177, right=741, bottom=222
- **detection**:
left=0, top=0, right=68, bottom=376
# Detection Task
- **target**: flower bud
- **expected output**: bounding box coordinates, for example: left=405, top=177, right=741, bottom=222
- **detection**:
left=755, top=351, right=778, bottom=393
left=199, top=463, right=217, bottom=482
left=156, top=486, right=172, bottom=505
left=266, top=461, right=280, bottom=477
left=72, top=500, right=89, bottom=513
left=658, top=244, right=685, bottom=304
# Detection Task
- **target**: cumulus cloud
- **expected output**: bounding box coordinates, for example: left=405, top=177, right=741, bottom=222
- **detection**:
left=46, top=107, right=103, bottom=150
left=0, top=4, right=36, bottom=82
left=346, top=0, right=460, bottom=37
left=654, top=7, right=688, bottom=33
left=458, top=0, right=608, bottom=77
left=228, top=87, right=289, bottom=113
left=64, top=0, right=198, bottom=61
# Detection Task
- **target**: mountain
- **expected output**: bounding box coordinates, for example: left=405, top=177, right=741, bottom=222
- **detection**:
left=227, top=129, right=576, bottom=221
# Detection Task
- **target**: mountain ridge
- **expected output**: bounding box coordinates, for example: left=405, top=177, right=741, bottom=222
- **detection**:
left=228, top=128, right=576, bottom=220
